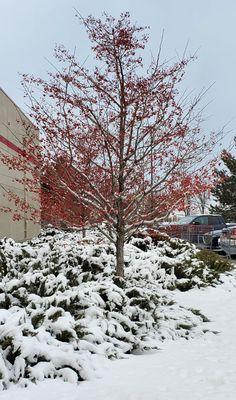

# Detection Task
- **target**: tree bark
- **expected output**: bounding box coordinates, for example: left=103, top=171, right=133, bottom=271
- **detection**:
left=116, top=228, right=125, bottom=278
left=116, top=195, right=125, bottom=277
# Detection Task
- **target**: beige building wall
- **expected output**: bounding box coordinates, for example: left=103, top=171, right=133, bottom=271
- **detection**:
left=0, top=87, right=40, bottom=241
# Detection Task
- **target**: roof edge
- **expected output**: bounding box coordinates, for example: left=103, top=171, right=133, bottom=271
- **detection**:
left=0, top=86, right=35, bottom=129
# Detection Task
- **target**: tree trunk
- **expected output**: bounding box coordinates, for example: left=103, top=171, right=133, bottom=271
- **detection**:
left=82, top=227, right=86, bottom=238
left=116, top=230, right=125, bottom=278
left=116, top=199, right=125, bottom=277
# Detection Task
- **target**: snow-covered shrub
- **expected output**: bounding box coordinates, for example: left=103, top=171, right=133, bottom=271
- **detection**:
left=196, top=249, right=233, bottom=279
left=129, top=236, right=232, bottom=290
left=0, top=230, right=230, bottom=389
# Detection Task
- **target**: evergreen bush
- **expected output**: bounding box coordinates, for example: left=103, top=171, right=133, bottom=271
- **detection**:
left=0, top=230, right=231, bottom=389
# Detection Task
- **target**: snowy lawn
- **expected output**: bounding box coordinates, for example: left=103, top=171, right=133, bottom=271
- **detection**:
left=1, top=271, right=236, bottom=400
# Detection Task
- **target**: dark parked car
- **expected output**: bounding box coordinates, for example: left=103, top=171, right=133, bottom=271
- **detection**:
left=160, top=214, right=226, bottom=246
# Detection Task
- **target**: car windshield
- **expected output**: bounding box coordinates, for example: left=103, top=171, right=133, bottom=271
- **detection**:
left=177, top=216, right=196, bottom=225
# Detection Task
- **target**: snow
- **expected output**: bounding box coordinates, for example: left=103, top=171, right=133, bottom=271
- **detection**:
left=1, top=271, right=236, bottom=400
left=2, top=231, right=226, bottom=389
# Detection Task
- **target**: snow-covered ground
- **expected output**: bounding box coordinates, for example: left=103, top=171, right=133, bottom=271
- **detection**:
left=1, top=271, right=236, bottom=400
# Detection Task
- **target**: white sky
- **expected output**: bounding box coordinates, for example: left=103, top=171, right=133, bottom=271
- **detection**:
left=1, top=0, right=236, bottom=148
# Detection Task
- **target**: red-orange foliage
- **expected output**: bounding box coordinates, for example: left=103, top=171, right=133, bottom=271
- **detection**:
left=1, top=13, right=221, bottom=275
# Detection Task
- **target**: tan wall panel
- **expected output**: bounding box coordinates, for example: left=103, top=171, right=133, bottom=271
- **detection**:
left=0, top=88, right=40, bottom=241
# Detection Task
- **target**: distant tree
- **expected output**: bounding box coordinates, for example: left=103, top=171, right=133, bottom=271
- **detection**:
left=184, top=190, right=211, bottom=215
left=184, top=196, right=192, bottom=216
left=0, top=13, right=220, bottom=277
left=195, top=191, right=210, bottom=214
left=210, top=151, right=236, bottom=221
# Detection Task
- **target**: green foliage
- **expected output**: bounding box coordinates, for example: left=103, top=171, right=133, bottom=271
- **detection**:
left=175, top=279, right=195, bottom=292
left=0, top=336, right=13, bottom=351
left=190, top=308, right=210, bottom=323
left=196, top=249, right=233, bottom=276
left=48, top=309, right=63, bottom=322
left=31, top=312, right=45, bottom=328
left=176, top=323, right=193, bottom=330
left=173, top=247, right=233, bottom=289
left=0, top=294, right=11, bottom=309
left=210, top=151, right=236, bottom=221
left=74, top=323, right=89, bottom=339
left=56, top=330, right=74, bottom=342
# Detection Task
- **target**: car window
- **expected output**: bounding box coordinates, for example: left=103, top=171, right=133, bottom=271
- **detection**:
left=208, top=216, right=221, bottom=225
left=177, top=216, right=196, bottom=225
left=193, top=216, right=208, bottom=225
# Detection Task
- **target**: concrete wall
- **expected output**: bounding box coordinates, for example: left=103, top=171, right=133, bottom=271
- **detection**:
left=0, top=88, right=40, bottom=241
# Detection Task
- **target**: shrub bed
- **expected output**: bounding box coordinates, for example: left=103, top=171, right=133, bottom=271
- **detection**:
left=0, top=230, right=232, bottom=389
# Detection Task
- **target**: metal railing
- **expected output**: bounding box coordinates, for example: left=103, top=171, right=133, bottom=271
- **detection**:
left=220, top=237, right=236, bottom=259
left=166, top=225, right=218, bottom=244
left=166, top=226, right=236, bottom=260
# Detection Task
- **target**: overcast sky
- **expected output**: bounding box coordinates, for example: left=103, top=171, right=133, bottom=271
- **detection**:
left=1, top=0, right=236, bottom=148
